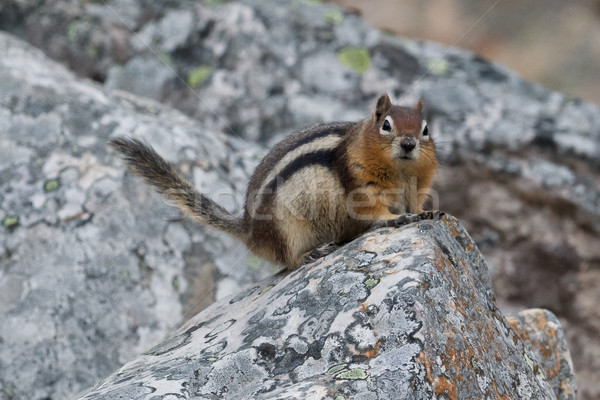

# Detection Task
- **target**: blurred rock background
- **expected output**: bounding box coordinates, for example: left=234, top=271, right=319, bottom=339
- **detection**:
left=331, top=0, right=600, bottom=105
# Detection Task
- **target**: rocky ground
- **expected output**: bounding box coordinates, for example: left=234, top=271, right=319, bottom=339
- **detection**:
left=0, top=0, right=599, bottom=398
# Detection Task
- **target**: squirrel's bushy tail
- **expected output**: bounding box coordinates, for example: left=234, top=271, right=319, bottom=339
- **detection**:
left=109, top=137, right=246, bottom=241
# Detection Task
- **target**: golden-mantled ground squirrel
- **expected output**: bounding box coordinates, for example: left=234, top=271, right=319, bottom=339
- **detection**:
left=110, top=94, right=437, bottom=269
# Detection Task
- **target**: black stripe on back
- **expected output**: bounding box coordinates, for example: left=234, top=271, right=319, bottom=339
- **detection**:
left=265, top=149, right=337, bottom=194
left=294, top=123, right=351, bottom=149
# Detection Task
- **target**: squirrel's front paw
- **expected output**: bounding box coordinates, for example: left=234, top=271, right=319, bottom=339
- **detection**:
left=376, top=210, right=445, bottom=229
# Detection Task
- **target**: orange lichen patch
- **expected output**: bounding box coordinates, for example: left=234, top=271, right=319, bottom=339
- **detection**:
left=459, top=257, right=473, bottom=276
left=560, top=378, right=574, bottom=396
left=446, top=219, right=462, bottom=239
left=433, top=248, right=465, bottom=292
left=382, top=269, right=400, bottom=276
left=506, top=316, right=521, bottom=330
left=506, top=317, right=522, bottom=336
left=464, top=241, right=476, bottom=252
left=441, top=215, right=476, bottom=252
left=443, top=337, right=477, bottom=377
left=449, top=297, right=467, bottom=318
left=441, top=214, right=460, bottom=230
left=434, top=252, right=447, bottom=274
left=63, top=210, right=88, bottom=223
left=416, top=351, right=459, bottom=400
left=434, top=376, right=458, bottom=399
left=364, top=339, right=382, bottom=359
left=508, top=310, right=563, bottom=380
left=491, top=381, right=512, bottom=400
left=360, top=235, right=389, bottom=248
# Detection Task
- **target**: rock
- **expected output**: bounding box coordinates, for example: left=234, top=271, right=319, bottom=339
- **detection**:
left=507, top=309, right=577, bottom=400
left=0, top=31, right=271, bottom=400
left=105, top=57, right=175, bottom=100
left=78, top=214, right=570, bottom=399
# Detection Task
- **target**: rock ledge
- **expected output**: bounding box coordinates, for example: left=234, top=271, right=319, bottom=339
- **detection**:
left=79, top=215, right=573, bottom=400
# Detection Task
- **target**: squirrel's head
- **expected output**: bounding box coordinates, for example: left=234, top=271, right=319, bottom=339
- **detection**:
left=363, top=94, right=436, bottom=173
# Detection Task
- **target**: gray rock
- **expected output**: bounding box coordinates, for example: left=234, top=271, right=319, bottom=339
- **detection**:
left=300, top=51, right=358, bottom=94
left=105, top=57, right=176, bottom=100
left=507, top=309, right=577, bottom=400
left=78, top=215, right=569, bottom=399
left=132, top=9, right=195, bottom=53
left=0, top=32, right=270, bottom=400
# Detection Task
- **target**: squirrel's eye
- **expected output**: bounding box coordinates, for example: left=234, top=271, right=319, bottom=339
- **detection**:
left=421, top=120, right=429, bottom=139
left=382, top=120, right=391, bottom=131
left=380, top=116, right=394, bottom=135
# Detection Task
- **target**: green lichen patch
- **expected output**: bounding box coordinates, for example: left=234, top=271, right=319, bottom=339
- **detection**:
left=524, top=353, right=535, bottom=370
left=337, top=47, right=370, bottom=75
left=188, top=65, right=212, bottom=87
left=470, top=356, right=479, bottom=371
left=326, top=364, right=348, bottom=375
left=334, top=396, right=346, bottom=400
left=536, top=365, right=546, bottom=380
left=157, top=53, right=173, bottom=65
left=364, top=277, right=379, bottom=290
left=172, top=276, right=180, bottom=291
left=44, top=178, right=60, bottom=192
left=66, top=20, right=82, bottom=41
left=323, top=9, right=343, bottom=24
left=426, top=59, right=449, bottom=76
left=248, top=255, right=262, bottom=270
left=85, top=44, right=98, bottom=59
left=3, top=216, right=19, bottom=229
left=335, top=368, right=368, bottom=380
left=206, top=356, right=218, bottom=362
left=259, top=285, right=274, bottom=295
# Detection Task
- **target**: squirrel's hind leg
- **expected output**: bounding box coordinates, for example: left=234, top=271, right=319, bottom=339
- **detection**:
left=302, top=242, right=343, bottom=265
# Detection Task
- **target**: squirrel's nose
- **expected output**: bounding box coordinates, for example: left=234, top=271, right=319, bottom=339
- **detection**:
left=401, top=138, right=416, bottom=152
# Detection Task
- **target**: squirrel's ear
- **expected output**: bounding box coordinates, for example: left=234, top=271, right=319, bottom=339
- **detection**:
left=374, top=93, right=392, bottom=122
left=415, top=99, right=424, bottom=113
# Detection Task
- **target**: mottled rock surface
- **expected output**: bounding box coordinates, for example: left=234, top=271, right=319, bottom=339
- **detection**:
left=79, top=215, right=569, bottom=399
left=0, top=32, right=269, bottom=400
left=1, top=0, right=598, bottom=398
left=507, top=309, right=577, bottom=400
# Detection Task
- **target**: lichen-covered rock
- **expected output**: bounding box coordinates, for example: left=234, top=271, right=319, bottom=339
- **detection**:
left=507, top=309, right=577, bottom=400
left=78, top=215, right=564, bottom=400
left=0, top=31, right=270, bottom=400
